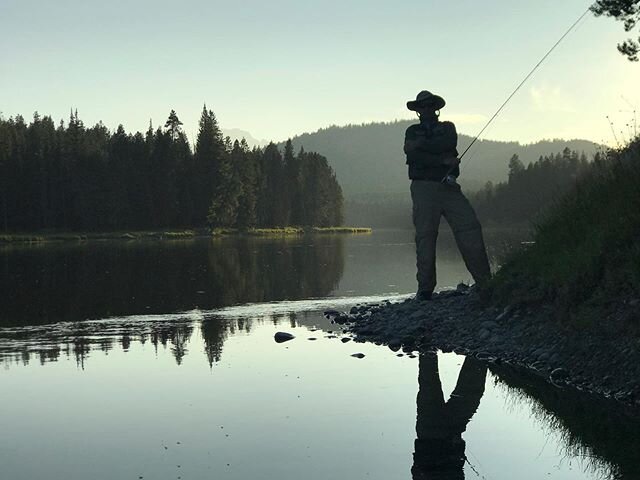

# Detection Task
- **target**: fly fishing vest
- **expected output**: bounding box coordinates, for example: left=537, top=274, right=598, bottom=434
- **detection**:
left=405, top=120, right=459, bottom=181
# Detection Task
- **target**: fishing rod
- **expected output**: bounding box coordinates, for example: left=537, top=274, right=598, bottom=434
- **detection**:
left=442, top=5, right=592, bottom=184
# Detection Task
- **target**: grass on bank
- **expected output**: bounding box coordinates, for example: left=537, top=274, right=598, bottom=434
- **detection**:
left=490, top=137, right=640, bottom=324
left=214, top=226, right=372, bottom=236
left=0, top=230, right=199, bottom=243
left=0, top=226, right=372, bottom=244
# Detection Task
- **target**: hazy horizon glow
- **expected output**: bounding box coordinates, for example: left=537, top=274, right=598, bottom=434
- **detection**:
left=1, top=0, right=639, bottom=146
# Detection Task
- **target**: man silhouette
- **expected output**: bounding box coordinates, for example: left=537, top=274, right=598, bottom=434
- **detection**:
left=404, top=91, right=491, bottom=301
left=412, top=353, right=488, bottom=479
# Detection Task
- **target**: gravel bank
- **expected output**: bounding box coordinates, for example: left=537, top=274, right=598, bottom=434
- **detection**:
left=326, top=286, right=640, bottom=410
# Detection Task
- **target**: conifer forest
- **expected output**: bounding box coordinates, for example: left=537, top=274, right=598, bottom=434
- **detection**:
left=0, top=107, right=344, bottom=232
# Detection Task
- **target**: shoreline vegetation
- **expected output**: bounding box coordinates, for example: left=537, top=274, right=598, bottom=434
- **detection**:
left=0, top=227, right=372, bottom=244
left=488, top=137, right=640, bottom=327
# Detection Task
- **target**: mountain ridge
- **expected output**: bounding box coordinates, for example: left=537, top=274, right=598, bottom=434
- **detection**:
left=279, top=120, right=602, bottom=196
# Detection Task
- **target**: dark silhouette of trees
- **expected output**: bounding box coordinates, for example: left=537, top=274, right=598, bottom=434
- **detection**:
left=592, top=0, right=640, bottom=61
left=0, top=106, right=344, bottom=232
left=471, top=148, right=590, bottom=224
left=194, top=106, right=225, bottom=225
left=234, top=140, right=259, bottom=229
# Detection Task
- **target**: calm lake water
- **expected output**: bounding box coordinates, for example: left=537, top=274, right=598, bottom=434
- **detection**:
left=1, top=229, right=638, bottom=480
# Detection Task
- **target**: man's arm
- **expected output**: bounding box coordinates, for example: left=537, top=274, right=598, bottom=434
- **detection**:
left=404, top=125, right=422, bottom=154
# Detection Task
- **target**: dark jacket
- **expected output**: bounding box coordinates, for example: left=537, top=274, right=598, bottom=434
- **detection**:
left=404, top=120, right=459, bottom=181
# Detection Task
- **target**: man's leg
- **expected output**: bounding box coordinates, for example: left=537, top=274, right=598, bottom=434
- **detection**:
left=410, top=181, right=442, bottom=297
left=441, top=186, right=491, bottom=287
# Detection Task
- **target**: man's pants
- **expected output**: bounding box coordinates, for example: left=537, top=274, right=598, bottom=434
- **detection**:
left=411, top=180, right=491, bottom=294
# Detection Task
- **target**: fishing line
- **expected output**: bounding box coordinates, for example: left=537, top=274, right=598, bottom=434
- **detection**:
left=446, top=4, right=593, bottom=180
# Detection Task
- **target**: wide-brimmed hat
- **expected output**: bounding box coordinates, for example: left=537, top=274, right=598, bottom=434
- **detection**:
left=407, top=90, right=446, bottom=111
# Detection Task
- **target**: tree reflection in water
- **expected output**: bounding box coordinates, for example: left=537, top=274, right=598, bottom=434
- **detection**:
left=412, top=353, right=487, bottom=480
left=0, top=235, right=345, bottom=327
left=0, top=316, right=201, bottom=367
left=0, top=311, right=317, bottom=368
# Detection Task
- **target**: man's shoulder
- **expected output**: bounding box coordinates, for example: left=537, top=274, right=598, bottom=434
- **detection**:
left=405, top=123, right=422, bottom=137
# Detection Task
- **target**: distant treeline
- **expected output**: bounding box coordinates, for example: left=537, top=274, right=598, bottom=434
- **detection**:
left=0, top=107, right=344, bottom=232
left=345, top=148, right=597, bottom=228
left=470, top=148, right=592, bottom=224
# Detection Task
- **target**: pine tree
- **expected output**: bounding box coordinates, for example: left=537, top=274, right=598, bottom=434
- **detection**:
left=508, top=154, right=525, bottom=182
left=207, top=143, right=241, bottom=227
left=283, top=139, right=303, bottom=225
left=591, top=1, right=640, bottom=61
left=258, top=143, right=287, bottom=226
left=193, top=105, right=225, bottom=225
left=164, top=109, right=183, bottom=141
left=234, top=139, right=258, bottom=229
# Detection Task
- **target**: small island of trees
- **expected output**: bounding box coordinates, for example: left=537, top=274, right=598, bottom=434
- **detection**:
left=0, top=106, right=344, bottom=233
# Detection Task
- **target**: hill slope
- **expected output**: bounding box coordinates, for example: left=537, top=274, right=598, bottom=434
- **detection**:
left=285, top=120, right=601, bottom=197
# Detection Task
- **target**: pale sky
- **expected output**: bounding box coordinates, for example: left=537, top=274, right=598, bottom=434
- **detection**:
left=1, top=0, right=638, bottom=145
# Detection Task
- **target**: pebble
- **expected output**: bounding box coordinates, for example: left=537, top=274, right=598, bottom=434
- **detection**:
left=480, top=320, right=498, bottom=330
left=274, top=332, right=295, bottom=343
left=496, top=305, right=513, bottom=322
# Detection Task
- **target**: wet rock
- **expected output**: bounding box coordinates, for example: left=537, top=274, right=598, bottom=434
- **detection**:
left=550, top=368, right=569, bottom=383
left=496, top=305, right=514, bottom=322
left=478, top=329, right=491, bottom=341
left=537, top=351, right=550, bottom=362
left=274, top=332, right=295, bottom=343
left=530, top=361, right=545, bottom=371
left=341, top=337, right=351, bottom=343
left=475, top=351, right=493, bottom=361
left=351, top=353, right=366, bottom=359
left=350, top=306, right=359, bottom=315
left=307, top=337, right=317, bottom=341
left=324, top=309, right=341, bottom=317
left=453, top=346, right=467, bottom=355
left=480, top=320, right=498, bottom=330
left=388, top=340, right=402, bottom=352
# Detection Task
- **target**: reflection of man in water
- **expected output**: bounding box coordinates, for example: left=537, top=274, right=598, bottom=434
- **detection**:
left=412, top=353, right=488, bottom=479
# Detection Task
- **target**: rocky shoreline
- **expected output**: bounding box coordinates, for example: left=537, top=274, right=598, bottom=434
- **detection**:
left=325, top=286, right=640, bottom=411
